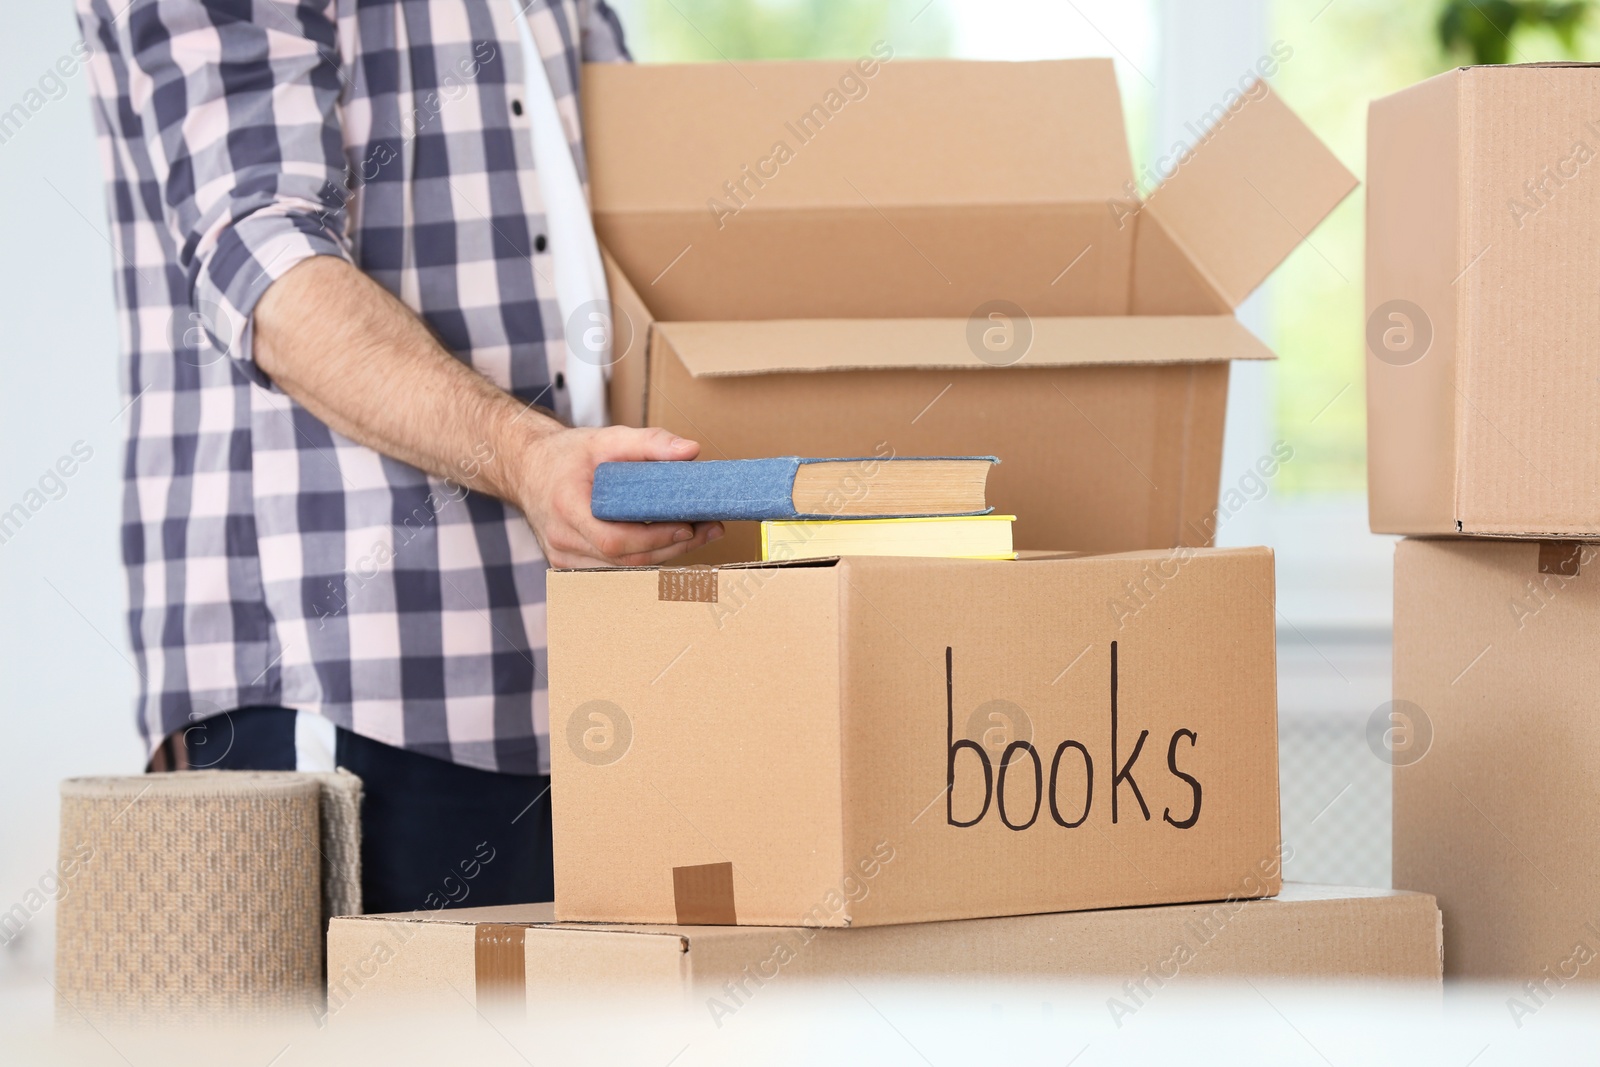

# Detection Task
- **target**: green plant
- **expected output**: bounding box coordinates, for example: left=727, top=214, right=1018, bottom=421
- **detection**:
left=1437, top=0, right=1590, bottom=64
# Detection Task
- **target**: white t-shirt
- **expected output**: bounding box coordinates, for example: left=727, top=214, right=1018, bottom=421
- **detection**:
left=513, top=3, right=610, bottom=427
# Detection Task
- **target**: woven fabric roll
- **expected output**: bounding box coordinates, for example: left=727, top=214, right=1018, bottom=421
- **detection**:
left=55, top=772, right=328, bottom=1024
left=311, top=770, right=364, bottom=921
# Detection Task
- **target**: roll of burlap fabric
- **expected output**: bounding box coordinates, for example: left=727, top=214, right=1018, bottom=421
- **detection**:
left=54, top=770, right=362, bottom=1024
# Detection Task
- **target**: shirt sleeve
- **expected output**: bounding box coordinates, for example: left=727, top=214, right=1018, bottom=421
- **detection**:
left=581, top=0, right=632, bottom=63
left=119, top=0, right=353, bottom=385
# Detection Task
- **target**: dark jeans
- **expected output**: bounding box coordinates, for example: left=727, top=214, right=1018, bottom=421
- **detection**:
left=153, top=706, right=553, bottom=914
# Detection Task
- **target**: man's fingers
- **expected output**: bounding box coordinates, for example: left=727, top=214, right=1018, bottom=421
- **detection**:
left=572, top=514, right=696, bottom=560
left=610, top=522, right=724, bottom=567
left=593, top=426, right=701, bottom=464
left=547, top=521, right=724, bottom=568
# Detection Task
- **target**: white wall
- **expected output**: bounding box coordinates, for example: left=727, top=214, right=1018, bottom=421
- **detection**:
left=0, top=5, right=141, bottom=980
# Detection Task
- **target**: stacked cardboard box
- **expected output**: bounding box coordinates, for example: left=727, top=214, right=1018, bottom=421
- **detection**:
left=325, top=885, right=1440, bottom=1019
left=1369, top=64, right=1600, bottom=981
left=324, top=58, right=1445, bottom=1007
left=549, top=550, right=1283, bottom=925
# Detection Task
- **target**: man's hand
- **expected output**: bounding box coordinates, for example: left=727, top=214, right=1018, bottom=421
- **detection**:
left=254, top=256, right=721, bottom=568
left=514, top=426, right=722, bottom=568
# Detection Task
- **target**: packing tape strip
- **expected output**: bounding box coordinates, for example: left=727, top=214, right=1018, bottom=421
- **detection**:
left=1538, top=541, right=1582, bottom=577
left=473, top=923, right=527, bottom=1017
left=672, top=861, right=738, bottom=925
left=659, top=567, right=718, bottom=603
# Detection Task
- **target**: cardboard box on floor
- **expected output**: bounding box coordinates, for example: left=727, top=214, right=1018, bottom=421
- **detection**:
left=1368, top=65, right=1600, bottom=537
left=1393, top=537, right=1600, bottom=981
left=587, top=58, right=1355, bottom=562
left=323, top=885, right=1441, bottom=1020
left=548, top=547, right=1279, bottom=927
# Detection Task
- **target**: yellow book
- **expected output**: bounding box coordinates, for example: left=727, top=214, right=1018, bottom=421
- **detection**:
left=760, top=515, right=1017, bottom=562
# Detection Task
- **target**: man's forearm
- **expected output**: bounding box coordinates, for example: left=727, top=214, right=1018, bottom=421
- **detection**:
left=250, top=255, right=721, bottom=568
left=253, top=255, right=546, bottom=502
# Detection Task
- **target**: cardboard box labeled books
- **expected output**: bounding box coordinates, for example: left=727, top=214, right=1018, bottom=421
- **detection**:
left=1368, top=65, right=1600, bottom=536
left=1394, top=538, right=1600, bottom=981
left=588, top=57, right=1354, bottom=560
left=547, top=548, right=1279, bottom=927
left=323, top=885, right=1442, bottom=1019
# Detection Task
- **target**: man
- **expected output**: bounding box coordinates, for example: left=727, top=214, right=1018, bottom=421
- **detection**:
left=77, top=0, right=720, bottom=913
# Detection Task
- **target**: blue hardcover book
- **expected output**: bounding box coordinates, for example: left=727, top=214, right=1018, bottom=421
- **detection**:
left=590, top=456, right=998, bottom=523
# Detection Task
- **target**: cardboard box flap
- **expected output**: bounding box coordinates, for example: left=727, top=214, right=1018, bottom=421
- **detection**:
left=1129, top=209, right=1232, bottom=314
left=1134, top=81, right=1357, bottom=309
left=584, top=59, right=1138, bottom=321
left=655, top=316, right=1274, bottom=378
left=585, top=58, right=1130, bottom=214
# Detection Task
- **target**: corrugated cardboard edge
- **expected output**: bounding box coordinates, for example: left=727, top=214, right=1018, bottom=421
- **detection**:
left=653, top=316, right=1275, bottom=378
left=1459, top=523, right=1600, bottom=538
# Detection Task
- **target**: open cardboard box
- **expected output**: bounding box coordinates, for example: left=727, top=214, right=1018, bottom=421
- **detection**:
left=324, top=885, right=1442, bottom=1020
left=1368, top=64, right=1600, bottom=536
left=548, top=547, right=1279, bottom=927
left=585, top=57, right=1355, bottom=561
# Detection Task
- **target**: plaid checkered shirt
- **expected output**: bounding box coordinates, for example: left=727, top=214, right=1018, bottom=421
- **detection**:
left=76, top=0, right=630, bottom=775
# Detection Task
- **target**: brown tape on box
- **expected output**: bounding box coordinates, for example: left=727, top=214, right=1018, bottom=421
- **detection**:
left=1538, top=541, right=1582, bottom=576
left=658, top=567, right=717, bottom=603
left=672, top=862, right=737, bottom=925
left=474, top=924, right=527, bottom=1016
